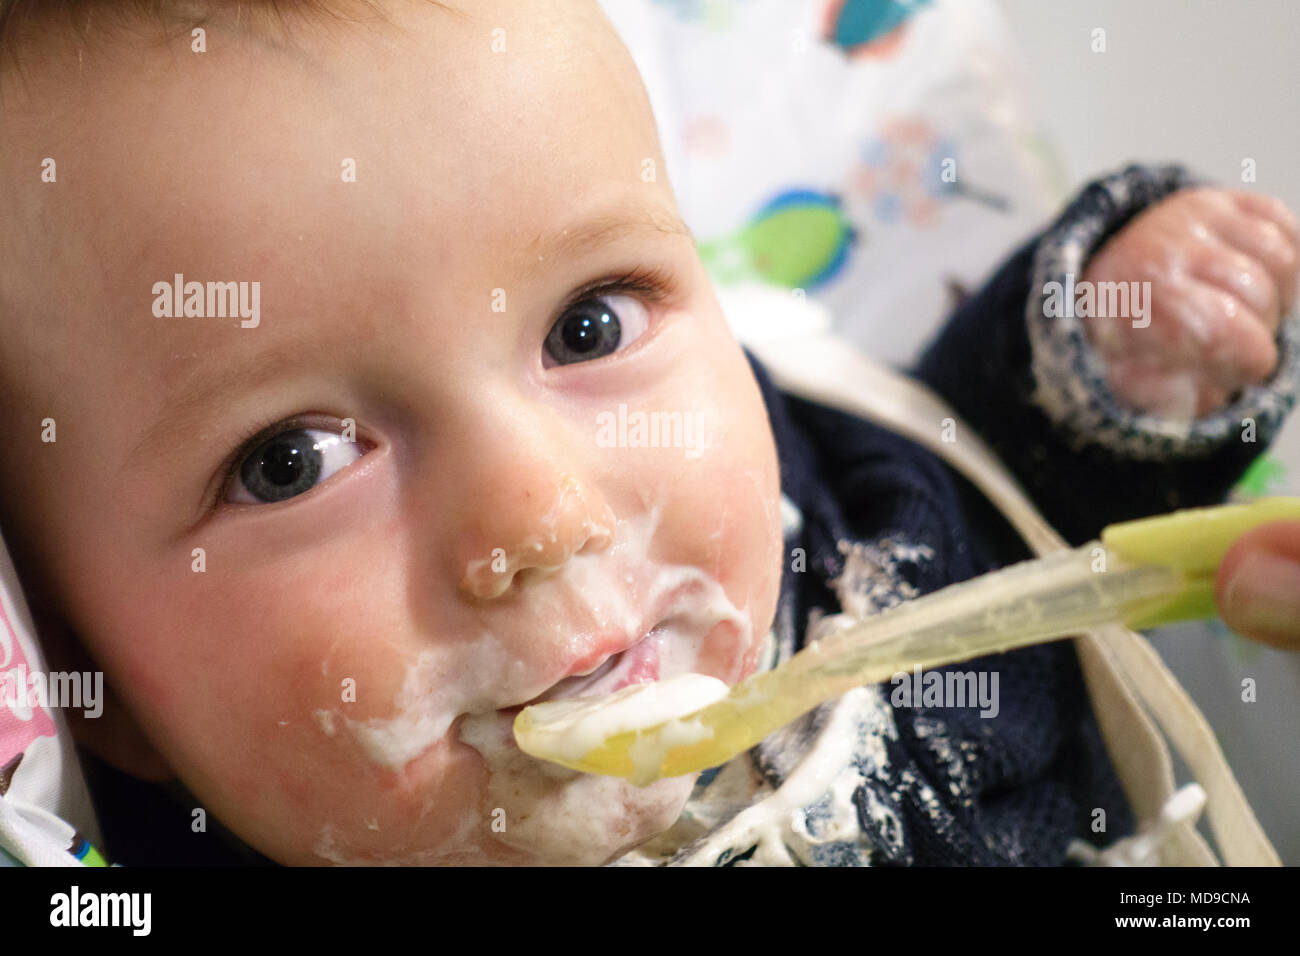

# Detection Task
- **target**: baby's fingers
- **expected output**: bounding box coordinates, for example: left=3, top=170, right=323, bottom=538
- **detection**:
left=1187, top=240, right=1280, bottom=333
left=1092, top=278, right=1278, bottom=384
left=1230, top=191, right=1300, bottom=246
left=1177, top=279, right=1279, bottom=385
left=1211, top=201, right=1300, bottom=312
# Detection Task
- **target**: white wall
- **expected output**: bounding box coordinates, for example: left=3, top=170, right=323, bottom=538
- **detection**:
left=998, top=0, right=1300, bottom=211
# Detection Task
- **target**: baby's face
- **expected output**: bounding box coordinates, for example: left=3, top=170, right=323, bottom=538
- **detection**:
left=0, top=0, right=782, bottom=863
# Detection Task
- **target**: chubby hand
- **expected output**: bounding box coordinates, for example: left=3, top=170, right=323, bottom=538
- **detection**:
left=1079, top=188, right=1299, bottom=418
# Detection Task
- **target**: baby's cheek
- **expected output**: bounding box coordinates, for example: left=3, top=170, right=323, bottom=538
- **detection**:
left=181, top=572, right=412, bottom=741
left=137, top=566, right=473, bottom=860
left=198, top=660, right=501, bottom=864
left=663, top=447, right=782, bottom=679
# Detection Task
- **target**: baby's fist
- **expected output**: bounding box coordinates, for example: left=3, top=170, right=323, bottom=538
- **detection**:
left=1079, top=188, right=1299, bottom=418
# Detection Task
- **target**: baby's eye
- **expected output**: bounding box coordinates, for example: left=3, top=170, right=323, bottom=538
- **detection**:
left=228, top=427, right=363, bottom=504
left=543, top=293, right=650, bottom=367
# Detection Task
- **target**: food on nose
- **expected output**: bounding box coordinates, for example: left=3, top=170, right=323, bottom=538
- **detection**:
left=462, top=477, right=615, bottom=598
left=462, top=520, right=613, bottom=598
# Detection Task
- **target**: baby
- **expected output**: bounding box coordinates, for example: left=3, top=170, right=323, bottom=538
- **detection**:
left=0, top=0, right=1296, bottom=866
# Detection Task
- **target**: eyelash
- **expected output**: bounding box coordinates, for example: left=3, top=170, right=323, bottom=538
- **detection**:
left=207, top=265, right=678, bottom=515
left=553, top=264, right=676, bottom=319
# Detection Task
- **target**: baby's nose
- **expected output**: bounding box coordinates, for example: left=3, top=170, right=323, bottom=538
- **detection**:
left=460, top=473, right=615, bottom=599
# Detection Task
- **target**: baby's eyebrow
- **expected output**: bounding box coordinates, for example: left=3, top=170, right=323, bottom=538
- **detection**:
left=529, top=204, right=694, bottom=267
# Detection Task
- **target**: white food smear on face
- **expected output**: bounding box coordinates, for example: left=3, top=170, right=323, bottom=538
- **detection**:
left=459, top=709, right=697, bottom=865
left=456, top=563, right=752, bottom=864
left=328, top=504, right=748, bottom=773
left=461, top=504, right=753, bottom=865
left=339, top=630, right=527, bottom=770
left=312, top=489, right=640, bottom=773
left=311, top=500, right=756, bottom=865
left=517, top=673, right=730, bottom=770
left=462, top=476, right=613, bottom=599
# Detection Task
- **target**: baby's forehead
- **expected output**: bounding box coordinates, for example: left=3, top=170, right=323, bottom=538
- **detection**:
left=0, top=5, right=667, bottom=314
left=0, top=2, right=664, bottom=247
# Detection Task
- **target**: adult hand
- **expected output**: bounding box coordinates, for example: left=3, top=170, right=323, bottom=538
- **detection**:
left=1216, top=519, right=1300, bottom=649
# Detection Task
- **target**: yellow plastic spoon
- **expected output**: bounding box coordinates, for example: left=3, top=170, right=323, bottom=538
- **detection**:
left=514, top=497, right=1300, bottom=786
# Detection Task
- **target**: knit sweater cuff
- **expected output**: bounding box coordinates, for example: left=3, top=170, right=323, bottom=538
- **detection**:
left=1026, top=163, right=1300, bottom=461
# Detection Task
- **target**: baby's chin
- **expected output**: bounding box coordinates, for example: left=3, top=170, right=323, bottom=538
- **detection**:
left=455, top=708, right=696, bottom=866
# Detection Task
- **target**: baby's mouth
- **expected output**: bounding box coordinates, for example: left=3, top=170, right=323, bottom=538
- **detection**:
left=520, top=625, right=665, bottom=708
left=492, top=571, right=750, bottom=721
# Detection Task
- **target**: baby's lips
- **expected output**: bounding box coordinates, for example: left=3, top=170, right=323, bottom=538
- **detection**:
left=492, top=558, right=752, bottom=710
left=564, top=640, right=624, bottom=679
left=503, top=623, right=659, bottom=712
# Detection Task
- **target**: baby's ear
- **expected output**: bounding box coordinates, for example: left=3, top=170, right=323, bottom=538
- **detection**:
left=28, top=595, right=175, bottom=784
